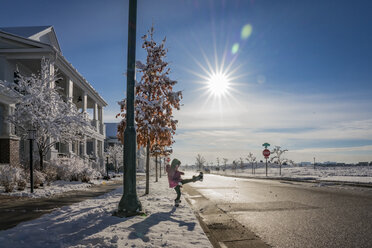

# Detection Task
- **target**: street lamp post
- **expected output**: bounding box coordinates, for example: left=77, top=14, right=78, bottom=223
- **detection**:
left=117, top=0, right=142, bottom=217
left=106, top=156, right=109, bottom=179
left=28, top=129, right=36, bottom=193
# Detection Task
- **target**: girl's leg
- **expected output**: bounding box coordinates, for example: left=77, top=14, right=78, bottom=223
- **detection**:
left=181, top=178, right=194, bottom=185
left=174, top=185, right=181, bottom=201
left=181, top=172, right=203, bottom=185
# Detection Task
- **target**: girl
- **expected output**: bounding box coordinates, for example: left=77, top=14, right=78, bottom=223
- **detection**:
left=166, top=158, right=203, bottom=206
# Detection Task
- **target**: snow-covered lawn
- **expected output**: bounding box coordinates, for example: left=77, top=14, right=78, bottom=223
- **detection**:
left=0, top=175, right=212, bottom=248
left=0, top=173, right=123, bottom=198
left=212, top=165, right=372, bottom=184
left=0, top=179, right=115, bottom=198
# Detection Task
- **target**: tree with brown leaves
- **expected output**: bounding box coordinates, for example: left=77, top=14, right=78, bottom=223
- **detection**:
left=117, top=26, right=182, bottom=194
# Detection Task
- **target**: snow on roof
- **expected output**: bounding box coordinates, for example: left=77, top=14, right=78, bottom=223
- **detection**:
left=0, top=26, right=51, bottom=38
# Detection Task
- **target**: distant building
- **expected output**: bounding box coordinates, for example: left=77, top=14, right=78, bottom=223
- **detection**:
left=323, top=161, right=337, bottom=166
left=104, top=122, right=145, bottom=172
left=104, top=123, right=121, bottom=149
left=357, top=162, right=368, bottom=166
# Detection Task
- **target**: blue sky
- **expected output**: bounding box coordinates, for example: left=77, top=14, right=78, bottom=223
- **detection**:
left=1, top=0, right=372, bottom=164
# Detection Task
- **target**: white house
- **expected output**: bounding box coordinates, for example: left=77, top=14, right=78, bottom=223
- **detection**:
left=0, top=26, right=107, bottom=165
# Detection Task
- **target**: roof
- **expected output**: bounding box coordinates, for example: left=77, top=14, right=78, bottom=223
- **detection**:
left=0, top=26, right=51, bottom=38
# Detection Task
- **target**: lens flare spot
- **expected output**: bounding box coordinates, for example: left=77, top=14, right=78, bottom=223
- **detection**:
left=241, top=24, right=253, bottom=39
left=232, top=43, right=239, bottom=54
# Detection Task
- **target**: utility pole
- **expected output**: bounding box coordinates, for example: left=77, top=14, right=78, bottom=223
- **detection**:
left=117, top=0, right=142, bottom=217
left=313, top=157, right=316, bottom=170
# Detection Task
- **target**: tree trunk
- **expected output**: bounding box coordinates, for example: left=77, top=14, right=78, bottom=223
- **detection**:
left=39, top=150, right=44, bottom=171
left=159, top=156, right=162, bottom=178
left=252, top=163, right=254, bottom=174
left=155, top=155, right=158, bottom=182
left=279, top=164, right=282, bottom=176
left=145, top=139, right=150, bottom=194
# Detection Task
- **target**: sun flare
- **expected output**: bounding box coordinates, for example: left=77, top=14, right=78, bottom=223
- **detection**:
left=207, top=72, right=230, bottom=96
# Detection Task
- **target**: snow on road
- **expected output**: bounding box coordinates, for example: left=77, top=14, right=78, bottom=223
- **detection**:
left=212, top=165, right=372, bottom=184
left=0, top=175, right=212, bottom=248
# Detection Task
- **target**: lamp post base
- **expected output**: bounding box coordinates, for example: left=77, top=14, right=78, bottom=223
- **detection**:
left=116, top=193, right=143, bottom=217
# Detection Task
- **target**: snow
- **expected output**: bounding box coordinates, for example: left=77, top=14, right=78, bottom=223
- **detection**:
left=0, top=175, right=212, bottom=248
left=211, top=165, right=372, bottom=184
left=0, top=178, right=119, bottom=198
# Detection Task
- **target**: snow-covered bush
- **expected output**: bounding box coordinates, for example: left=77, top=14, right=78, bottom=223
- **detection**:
left=50, top=157, right=102, bottom=182
left=33, top=170, right=46, bottom=188
left=17, top=178, right=27, bottom=190
left=43, top=161, right=58, bottom=185
left=0, top=164, right=25, bottom=192
left=105, top=144, right=123, bottom=173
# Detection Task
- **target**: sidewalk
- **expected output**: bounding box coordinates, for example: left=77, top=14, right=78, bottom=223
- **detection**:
left=0, top=175, right=212, bottom=248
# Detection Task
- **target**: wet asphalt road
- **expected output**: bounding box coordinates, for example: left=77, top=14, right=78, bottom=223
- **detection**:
left=186, top=173, right=372, bottom=248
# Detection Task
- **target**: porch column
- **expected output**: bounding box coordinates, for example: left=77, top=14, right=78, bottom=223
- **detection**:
left=98, top=106, right=103, bottom=135
left=4, top=105, right=10, bottom=135
left=49, top=62, right=55, bottom=88
left=93, top=102, right=98, bottom=131
left=76, top=140, right=80, bottom=156
left=82, top=137, right=87, bottom=158
left=82, top=92, right=87, bottom=113
left=100, top=139, right=104, bottom=157
left=67, top=78, right=74, bottom=154
left=5, top=105, right=13, bottom=135
left=67, top=78, right=73, bottom=104
left=93, top=138, right=97, bottom=158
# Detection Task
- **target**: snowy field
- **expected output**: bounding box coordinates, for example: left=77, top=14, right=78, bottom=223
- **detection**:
left=212, top=164, right=372, bottom=184
left=0, top=175, right=212, bottom=248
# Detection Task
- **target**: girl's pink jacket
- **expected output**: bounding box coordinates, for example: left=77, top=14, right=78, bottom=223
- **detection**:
left=166, top=164, right=184, bottom=188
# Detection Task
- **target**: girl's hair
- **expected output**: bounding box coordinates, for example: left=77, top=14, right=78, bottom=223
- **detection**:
left=171, top=158, right=181, bottom=169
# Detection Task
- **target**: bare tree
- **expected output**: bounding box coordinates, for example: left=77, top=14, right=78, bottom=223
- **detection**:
left=270, top=146, right=294, bottom=175
left=232, top=160, right=238, bottom=173
left=246, top=152, right=256, bottom=174
left=195, top=154, right=206, bottom=171
left=106, top=144, right=123, bottom=173
left=239, top=157, right=244, bottom=170
left=223, top=158, right=228, bottom=171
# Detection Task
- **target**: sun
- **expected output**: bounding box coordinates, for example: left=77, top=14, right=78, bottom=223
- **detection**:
left=207, top=72, right=230, bottom=96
